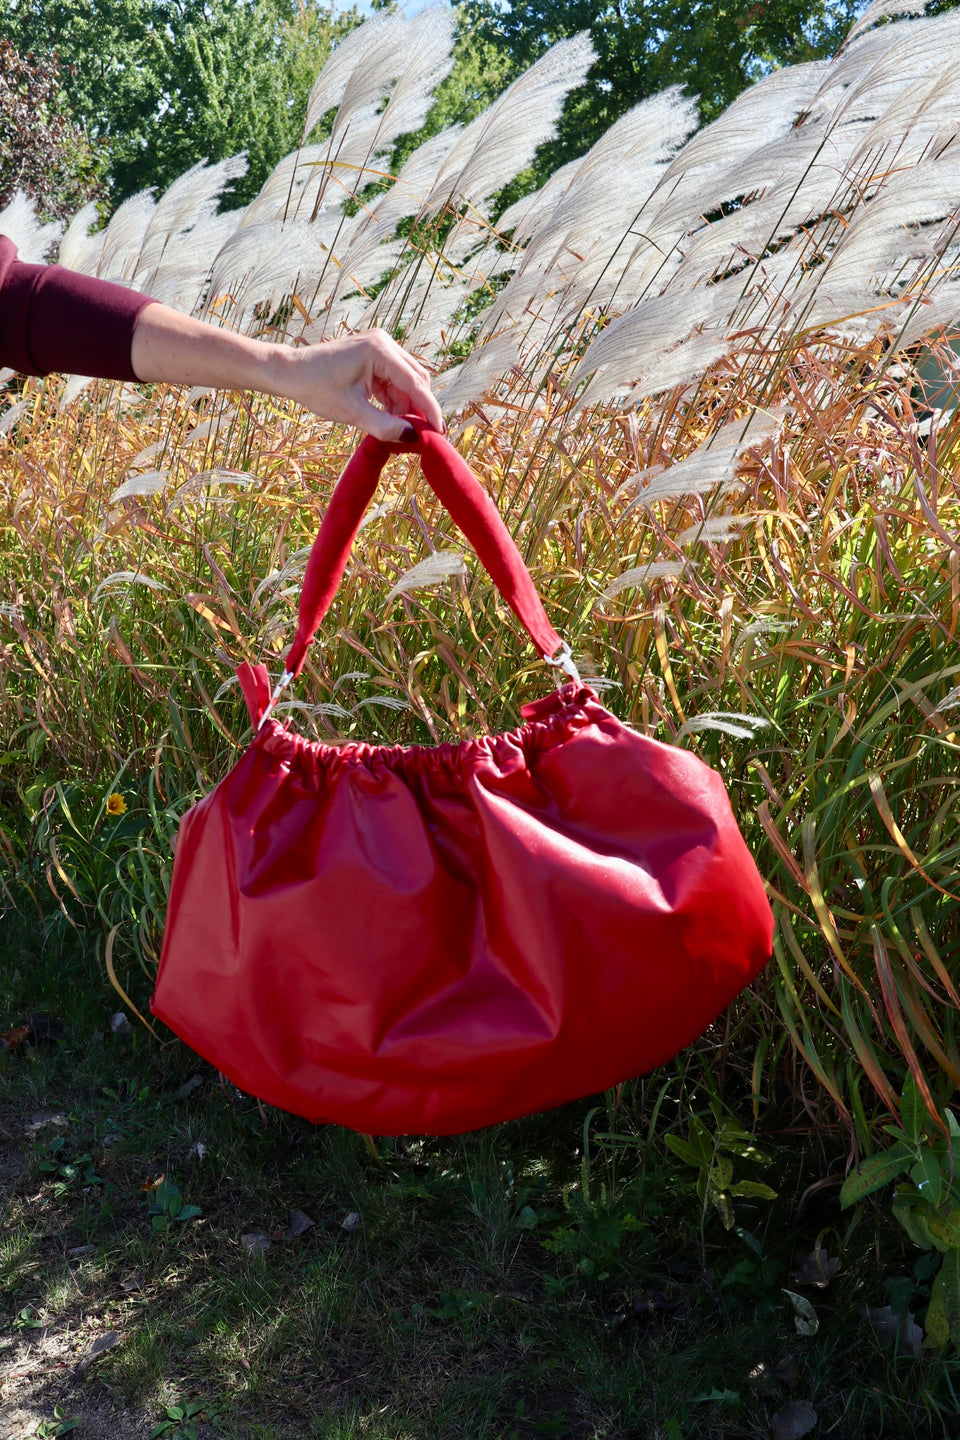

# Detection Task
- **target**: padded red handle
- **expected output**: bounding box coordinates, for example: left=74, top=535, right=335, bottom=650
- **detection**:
left=285, top=419, right=562, bottom=678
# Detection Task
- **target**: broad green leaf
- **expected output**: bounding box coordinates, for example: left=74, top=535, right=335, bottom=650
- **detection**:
left=839, top=1146, right=913, bottom=1207
left=893, top=1198, right=940, bottom=1251
left=688, top=1116, right=714, bottom=1166
left=710, top=1154, right=734, bottom=1191
left=716, top=1125, right=770, bottom=1163
left=728, top=1180, right=778, bottom=1200
left=926, top=1207, right=960, bottom=1251
left=178, top=1205, right=202, bottom=1222
left=911, top=1152, right=944, bottom=1207
left=927, top=1251, right=960, bottom=1348
left=664, top=1134, right=705, bottom=1170
left=925, top=1285, right=949, bottom=1347
left=713, top=1191, right=735, bottom=1230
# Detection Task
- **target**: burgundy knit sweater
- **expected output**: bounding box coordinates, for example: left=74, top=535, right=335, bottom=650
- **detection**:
left=0, top=236, right=156, bottom=381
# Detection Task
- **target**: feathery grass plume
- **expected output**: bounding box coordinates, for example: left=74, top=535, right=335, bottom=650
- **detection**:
left=292, top=11, right=431, bottom=222
left=134, top=156, right=248, bottom=284
left=423, top=34, right=596, bottom=217
left=825, top=11, right=960, bottom=128
left=385, top=550, right=468, bottom=604
left=360, top=128, right=464, bottom=235
left=618, top=447, right=745, bottom=516
left=600, top=561, right=686, bottom=599
left=482, top=89, right=698, bottom=337
left=91, top=572, right=171, bottom=601
left=57, top=200, right=103, bottom=271
left=58, top=374, right=95, bottom=410
left=109, top=471, right=170, bottom=504
left=675, top=515, right=751, bottom=548
left=571, top=286, right=734, bottom=408
left=144, top=212, right=246, bottom=311
left=84, top=189, right=156, bottom=281
left=300, top=11, right=397, bottom=143
left=349, top=7, right=456, bottom=173
left=431, top=331, right=522, bottom=415
left=0, top=190, right=63, bottom=261
left=0, top=400, right=28, bottom=436
left=843, top=0, right=929, bottom=48
left=897, top=291, right=960, bottom=350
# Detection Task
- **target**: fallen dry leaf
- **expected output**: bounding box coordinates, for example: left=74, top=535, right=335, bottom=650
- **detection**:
left=341, top=1211, right=361, bottom=1233
left=241, top=1232, right=271, bottom=1254
left=792, top=1240, right=839, bottom=1288
left=110, top=1011, right=133, bottom=1039
left=285, top=1208, right=315, bottom=1240
left=2, top=1024, right=30, bottom=1050
left=772, top=1354, right=799, bottom=1387
left=75, top=1330, right=121, bottom=1374
left=770, top=1399, right=817, bottom=1439
left=864, top=1305, right=923, bottom=1358
left=25, top=1112, right=68, bottom=1136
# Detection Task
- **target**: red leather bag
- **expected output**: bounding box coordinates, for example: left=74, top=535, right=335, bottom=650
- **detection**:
left=151, top=423, right=773, bottom=1134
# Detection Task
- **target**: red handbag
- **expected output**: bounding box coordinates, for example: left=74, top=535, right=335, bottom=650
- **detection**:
left=151, top=421, right=773, bottom=1135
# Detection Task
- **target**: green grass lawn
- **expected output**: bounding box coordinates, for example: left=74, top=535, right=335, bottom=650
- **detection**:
left=2, top=913, right=957, bottom=1440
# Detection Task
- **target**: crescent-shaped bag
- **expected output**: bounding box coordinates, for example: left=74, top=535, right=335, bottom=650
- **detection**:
left=151, top=421, right=773, bottom=1135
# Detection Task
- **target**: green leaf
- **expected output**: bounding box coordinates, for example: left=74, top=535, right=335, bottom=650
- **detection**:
left=709, top=1154, right=734, bottom=1192
left=839, top=1145, right=913, bottom=1207
left=155, top=1180, right=182, bottom=1218
left=177, top=1205, right=202, bottom=1222
left=54, top=1420, right=82, bottom=1436
left=932, top=1249, right=960, bottom=1346
left=688, top=1116, right=714, bottom=1166
left=782, top=1288, right=818, bottom=1335
left=893, top=1198, right=940, bottom=1251
left=911, top=1151, right=944, bottom=1207
left=925, top=1278, right=949, bottom=1348
left=901, top=1073, right=924, bottom=1143
left=515, top=1205, right=537, bottom=1230
left=926, top=1207, right=960, bottom=1251
left=728, top=1180, right=778, bottom=1200
left=712, top=1192, right=735, bottom=1230
left=716, top=1124, right=770, bottom=1163
left=664, top=1134, right=706, bottom=1170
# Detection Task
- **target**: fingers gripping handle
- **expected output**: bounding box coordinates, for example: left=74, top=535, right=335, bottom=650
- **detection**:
left=284, top=421, right=563, bottom=682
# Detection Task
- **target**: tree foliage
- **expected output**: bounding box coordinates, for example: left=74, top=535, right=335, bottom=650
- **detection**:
left=449, top=0, right=867, bottom=177
left=0, top=0, right=359, bottom=206
left=0, top=39, right=107, bottom=223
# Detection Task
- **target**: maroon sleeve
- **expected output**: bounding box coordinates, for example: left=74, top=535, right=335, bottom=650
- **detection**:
left=0, top=235, right=157, bottom=381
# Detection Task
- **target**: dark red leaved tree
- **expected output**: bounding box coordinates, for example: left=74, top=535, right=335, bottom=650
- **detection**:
left=0, top=39, right=107, bottom=231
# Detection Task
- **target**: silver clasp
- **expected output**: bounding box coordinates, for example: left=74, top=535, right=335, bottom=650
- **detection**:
left=544, top=641, right=582, bottom=687
left=257, top=668, right=294, bottom=730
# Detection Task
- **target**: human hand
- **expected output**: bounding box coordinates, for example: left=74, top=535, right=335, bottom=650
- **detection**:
left=282, top=328, right=444, bottom=442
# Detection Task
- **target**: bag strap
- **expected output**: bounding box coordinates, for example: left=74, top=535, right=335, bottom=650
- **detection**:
left=283, top=416, right=570, bottom=674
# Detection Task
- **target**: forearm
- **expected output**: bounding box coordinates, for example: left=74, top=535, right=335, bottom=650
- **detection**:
left=130, top=302, right=296, bottom=399
left=131, top=299, right=444, bottom=440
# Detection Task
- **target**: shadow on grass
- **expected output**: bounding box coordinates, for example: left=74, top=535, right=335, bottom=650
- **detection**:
left=1, top=909, right=956, bottom=1440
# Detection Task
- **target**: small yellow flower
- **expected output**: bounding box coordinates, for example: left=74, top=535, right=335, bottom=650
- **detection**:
left=105, top=792, right=127, bottom=817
